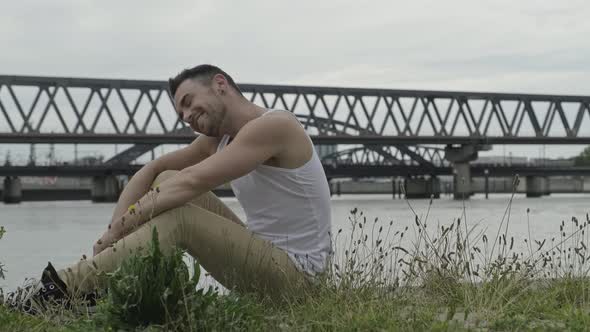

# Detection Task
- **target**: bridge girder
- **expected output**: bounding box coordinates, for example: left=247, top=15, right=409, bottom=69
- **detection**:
left=1, top=75, right=589, bottom=141
left=296, top=116, right=438, bottom=168
left=322, top=146, right=448, bottom=168
left=2, top=75, right=590, bottom=169
left=2, top=164, right=590, bottom=178
left=104, top=127, right=194, bottom=166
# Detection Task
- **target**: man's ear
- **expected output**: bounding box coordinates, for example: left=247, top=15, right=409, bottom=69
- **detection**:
left=212, top=73, right=227, bottom=90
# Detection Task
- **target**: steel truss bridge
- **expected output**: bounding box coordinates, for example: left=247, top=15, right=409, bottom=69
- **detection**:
left=2, top=164, right=589, bottom=179
left=1, top=75, right=590, bottom=178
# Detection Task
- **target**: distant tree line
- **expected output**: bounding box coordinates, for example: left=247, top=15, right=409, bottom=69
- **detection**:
left=574, top=146, right=590, bottom=166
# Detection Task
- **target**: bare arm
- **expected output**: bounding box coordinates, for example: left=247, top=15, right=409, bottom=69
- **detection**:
left=109, top=164, right=159, bottom=225
left=109, top=134, right=216, bottom=224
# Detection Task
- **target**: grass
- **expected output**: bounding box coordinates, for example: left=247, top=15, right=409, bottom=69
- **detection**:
left=2, top=177, right=590, bottom=331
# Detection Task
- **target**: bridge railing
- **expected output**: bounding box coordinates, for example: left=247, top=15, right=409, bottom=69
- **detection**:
left=1, top=75, right=590, bottom=144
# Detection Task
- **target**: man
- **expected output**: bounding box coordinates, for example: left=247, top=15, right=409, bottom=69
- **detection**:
left=3, top=64, right=332, bottom=313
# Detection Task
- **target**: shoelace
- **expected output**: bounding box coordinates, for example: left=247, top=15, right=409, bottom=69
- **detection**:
left=2, top=278, right=45, bottom=313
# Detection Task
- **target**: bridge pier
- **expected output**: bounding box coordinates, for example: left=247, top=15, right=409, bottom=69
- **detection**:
left=91, top=175, right=121, bottom=202
left=526, top=176, right=549, bottom=198
left=404, top=176, right=440, bottom=199
left=445, top=145, right=479, bottom=200
left=2, top=176, right=22, bottom=204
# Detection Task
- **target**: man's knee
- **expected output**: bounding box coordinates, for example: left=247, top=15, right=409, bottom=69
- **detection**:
left=152, top=170, right=179, bottom=188
left=141, top=207, right=185, bottom=248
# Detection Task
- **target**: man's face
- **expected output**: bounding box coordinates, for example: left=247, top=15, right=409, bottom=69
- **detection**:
left=173, top=78, right=226, bottom=137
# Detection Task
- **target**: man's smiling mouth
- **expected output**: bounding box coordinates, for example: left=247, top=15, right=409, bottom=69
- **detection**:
left=193, top=113, right=203, bottom=130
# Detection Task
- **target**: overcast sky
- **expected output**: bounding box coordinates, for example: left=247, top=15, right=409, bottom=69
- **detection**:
left=1, top=0, right=589, bottom=161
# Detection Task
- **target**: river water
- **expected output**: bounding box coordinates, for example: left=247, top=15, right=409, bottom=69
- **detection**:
left=0, top=194, right=589, bottom=291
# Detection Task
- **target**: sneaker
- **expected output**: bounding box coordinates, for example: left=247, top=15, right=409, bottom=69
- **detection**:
left=2, top=262, right=69, bottom=314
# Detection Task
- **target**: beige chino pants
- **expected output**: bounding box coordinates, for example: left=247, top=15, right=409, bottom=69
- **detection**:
left=56, top=170, right=310, bottom=299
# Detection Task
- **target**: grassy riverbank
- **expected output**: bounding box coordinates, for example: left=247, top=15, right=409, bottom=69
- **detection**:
left=2, top=188, right=590, bottom=331
left=2, top=272, right=590, bottom=331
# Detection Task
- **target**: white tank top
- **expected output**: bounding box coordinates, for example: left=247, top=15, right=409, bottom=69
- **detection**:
left=216, top=110, right=332, bottom=275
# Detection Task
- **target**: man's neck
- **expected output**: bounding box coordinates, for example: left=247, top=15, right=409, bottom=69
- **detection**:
left=223, top=100, right=267, bottom=137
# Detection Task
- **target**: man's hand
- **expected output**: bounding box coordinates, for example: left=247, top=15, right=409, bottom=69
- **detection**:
left=93, top=205, right=142, bottom=256
left=93, top=230, right=115, bottom=256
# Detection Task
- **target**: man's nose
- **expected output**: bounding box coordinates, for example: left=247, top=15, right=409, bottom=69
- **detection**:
left=183, top=112, right=192, bottom=123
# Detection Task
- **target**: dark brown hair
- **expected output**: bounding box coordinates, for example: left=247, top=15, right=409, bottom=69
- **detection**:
left=168, top=64, right=242, bottom=97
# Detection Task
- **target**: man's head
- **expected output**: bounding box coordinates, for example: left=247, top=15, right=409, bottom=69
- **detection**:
left=169, top=64, right=242, bottom=136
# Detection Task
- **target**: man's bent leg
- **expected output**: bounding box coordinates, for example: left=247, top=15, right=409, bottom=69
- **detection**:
left=56, top=171, right=308, bottom=297
left=56, top=208, right=185, bottom=294
left=57, top=205, right=308, bottom=298
left=151, top=170, right=244, bottom=226
left=174, top=204, right=310, bottom=297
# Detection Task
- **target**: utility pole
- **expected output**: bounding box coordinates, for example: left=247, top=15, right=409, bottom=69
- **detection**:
left=28, top=144, right=36, bottom=166
left=47, top=143, right=56, bottom=165
left=4, top=151, right=11, bottom=166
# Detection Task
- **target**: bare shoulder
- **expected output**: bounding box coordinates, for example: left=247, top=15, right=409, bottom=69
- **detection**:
left=264, top=110, right=309, bottom=141
left=263, top=110, right=300, bottom=123
left=235, top=110, right=312, bottom=168
left=239, top=110, right=304, bottom=140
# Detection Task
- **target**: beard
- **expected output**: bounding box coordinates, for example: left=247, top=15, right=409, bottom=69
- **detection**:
left=199, top=102, right=226, bottom=137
